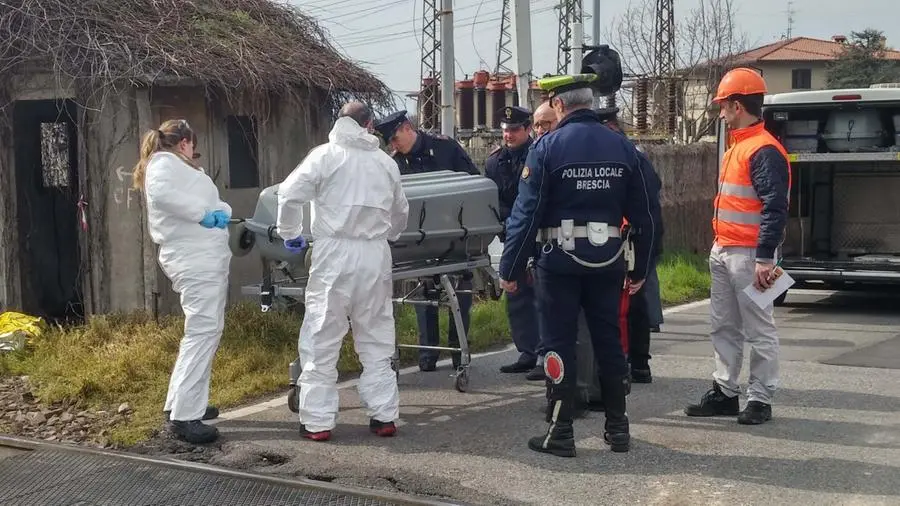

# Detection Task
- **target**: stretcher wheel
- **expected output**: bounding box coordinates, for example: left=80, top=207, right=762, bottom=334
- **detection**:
left=287, top=385, right=299, bottom=413
left=454, top=368, right=470, bottom=392
left=228, top=222, right=256, bottom=257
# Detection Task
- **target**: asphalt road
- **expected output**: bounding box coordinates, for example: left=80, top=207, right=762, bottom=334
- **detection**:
left=209, top=288, right=900, bottom=506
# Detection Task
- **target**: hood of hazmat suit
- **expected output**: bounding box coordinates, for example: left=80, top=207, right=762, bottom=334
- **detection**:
left=144, top=151, right=232, bottom=423
left=276, top=116, right=409, bottom=433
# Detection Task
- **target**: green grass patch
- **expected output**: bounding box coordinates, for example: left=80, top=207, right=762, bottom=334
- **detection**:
left=0, top=251, right=708, bottom=446
left=656, top=252, right=711, bottom=306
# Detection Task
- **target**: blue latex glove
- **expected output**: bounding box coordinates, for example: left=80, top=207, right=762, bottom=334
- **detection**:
left=199, top=211, right=217, bottom=229
left=212, top=210, right=230, bottom=229
left=284, top=236, right=308, bottom=254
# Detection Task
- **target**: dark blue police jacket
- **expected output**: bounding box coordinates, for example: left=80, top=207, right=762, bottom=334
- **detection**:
left=484, top=137, right=534, bottom=221
left=498, top=109, right=660, bottom=281
left=392, top=131, right=480, bottom=175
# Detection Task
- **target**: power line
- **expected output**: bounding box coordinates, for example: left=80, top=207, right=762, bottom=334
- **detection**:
left=339, top=2, right=556, bottom=48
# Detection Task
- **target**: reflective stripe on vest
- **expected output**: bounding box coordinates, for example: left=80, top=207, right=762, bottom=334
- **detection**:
left=712, top=122, right=790, bottom=248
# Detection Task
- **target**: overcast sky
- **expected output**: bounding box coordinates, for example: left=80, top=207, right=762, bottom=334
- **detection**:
left=295, top=0, right=900, bottom=109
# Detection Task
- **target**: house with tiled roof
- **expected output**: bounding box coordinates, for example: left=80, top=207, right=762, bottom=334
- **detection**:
left=678, top=36, right=900, bottom=140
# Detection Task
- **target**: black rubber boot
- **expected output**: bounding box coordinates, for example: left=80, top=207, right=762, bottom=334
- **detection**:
left=599, top=375, right=630, bottom=453
left=530, top=381, right=577, bottom=457
left=164, top=406, right=219, bottom=422
left=168, top=420, right=219, bottom=444
left=529, top=400, right=576, bottom=457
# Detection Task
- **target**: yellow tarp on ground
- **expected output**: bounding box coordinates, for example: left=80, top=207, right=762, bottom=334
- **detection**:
left=0, top=311, right=45, bottom=351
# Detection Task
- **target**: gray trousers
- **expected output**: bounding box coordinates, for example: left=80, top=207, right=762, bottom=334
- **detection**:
left=709, top=244, right=780, bottom=404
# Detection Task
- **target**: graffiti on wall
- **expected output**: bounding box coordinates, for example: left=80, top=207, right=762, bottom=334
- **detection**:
left=112, top=166, right=137, bottom=209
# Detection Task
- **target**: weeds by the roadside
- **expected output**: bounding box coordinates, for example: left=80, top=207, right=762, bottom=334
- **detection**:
left=0, top=299, right=509, bottom=446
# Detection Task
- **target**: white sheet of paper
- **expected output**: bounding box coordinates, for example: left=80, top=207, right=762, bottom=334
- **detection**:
left=742, top=269, right=795, bottom=309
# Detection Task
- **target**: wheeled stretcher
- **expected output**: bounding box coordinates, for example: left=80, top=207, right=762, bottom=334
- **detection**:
left=230, top=171, right=504, bottom=406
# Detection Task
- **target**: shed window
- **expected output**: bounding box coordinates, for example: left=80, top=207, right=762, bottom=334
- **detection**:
left=792, top=69, right=812, bottom=90
left=40, top=122, right=70, bottom=188
left=227, top=115, right=259, bottom=189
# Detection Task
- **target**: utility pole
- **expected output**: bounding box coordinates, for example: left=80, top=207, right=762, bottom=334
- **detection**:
left=440, top=0, right=455, bottom=137
left=592, top=0, right=602, bottom=107
left=510, top=0, right=533, bottom=108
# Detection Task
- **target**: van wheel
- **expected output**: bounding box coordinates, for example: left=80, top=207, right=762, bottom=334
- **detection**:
left=774, top=290, right=788, bottom=307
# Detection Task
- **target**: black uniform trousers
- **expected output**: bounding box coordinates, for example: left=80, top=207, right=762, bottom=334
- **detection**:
left=535, top=265, right=629, bottom=401
left=415, top=277, right=473, bottom=368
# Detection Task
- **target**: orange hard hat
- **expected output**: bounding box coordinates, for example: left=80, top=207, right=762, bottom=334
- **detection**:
left=712, top=67, right=767, bottom=103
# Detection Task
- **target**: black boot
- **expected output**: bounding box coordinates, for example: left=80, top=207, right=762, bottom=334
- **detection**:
left=599, top=375, right=630, bottom=453
left=529, top=395, right=576, bottom=458
left=684, top=382, right=740, bottom=417
left=167, top=420, right=219, bottom=444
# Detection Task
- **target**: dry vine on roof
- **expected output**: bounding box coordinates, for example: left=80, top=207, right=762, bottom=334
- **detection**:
left=0, top=0, right=393, bottom=108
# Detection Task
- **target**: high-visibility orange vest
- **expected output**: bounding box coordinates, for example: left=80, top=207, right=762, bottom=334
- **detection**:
left=712, top=122, right=791, bottom=248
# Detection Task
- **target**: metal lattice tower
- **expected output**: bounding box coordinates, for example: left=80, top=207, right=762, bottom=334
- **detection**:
left=419, top=0, right=441, bottom=131
left=495, top=0, right=513, bottom=74
left=653, top=0, right=675, bottom=77
left=555, top=0, right=582, bottom=75
left=653, top=0, right=676, bottom=137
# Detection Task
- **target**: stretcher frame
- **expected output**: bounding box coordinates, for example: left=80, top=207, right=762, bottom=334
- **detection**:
left=240, top=255, right=502, bottom=413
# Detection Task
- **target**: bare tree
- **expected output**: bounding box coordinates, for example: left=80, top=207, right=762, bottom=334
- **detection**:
left=605, top=0, right=749, bottom=143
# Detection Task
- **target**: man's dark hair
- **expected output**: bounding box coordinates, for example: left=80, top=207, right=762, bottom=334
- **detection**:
left=338, top=101, right=374, bottom=127
left=731, top=94, right=764, bottom=118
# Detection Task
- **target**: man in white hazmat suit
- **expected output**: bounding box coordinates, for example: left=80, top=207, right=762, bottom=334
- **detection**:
left=277, top=102, right=409, bottom=441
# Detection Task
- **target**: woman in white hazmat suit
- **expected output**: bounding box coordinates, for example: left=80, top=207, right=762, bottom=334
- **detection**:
left=132, top=119, right=232, bottom=444
left=277, top=102, right=409, bottom=441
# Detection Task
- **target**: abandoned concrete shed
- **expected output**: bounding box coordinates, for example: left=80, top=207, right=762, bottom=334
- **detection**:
left=0, top=0, right=393, bottom=321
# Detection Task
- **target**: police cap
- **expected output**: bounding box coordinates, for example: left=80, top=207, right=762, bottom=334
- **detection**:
left=594, top=106, right=620, bottom=123
left=373, top=110, right=410, bottom=143
left=498, top=105, right=532, bottom=129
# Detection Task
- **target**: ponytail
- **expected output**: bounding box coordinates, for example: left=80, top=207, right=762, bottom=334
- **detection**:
left=132, top=129, right=162, bottom=191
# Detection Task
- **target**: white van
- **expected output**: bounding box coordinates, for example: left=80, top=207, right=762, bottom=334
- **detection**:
left=717, top=85, right=900, bottom=304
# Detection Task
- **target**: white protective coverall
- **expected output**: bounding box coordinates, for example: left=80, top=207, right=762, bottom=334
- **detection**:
left=277, top=116, right=409, bottom=433
left=144, top=151, right=232, bottom=422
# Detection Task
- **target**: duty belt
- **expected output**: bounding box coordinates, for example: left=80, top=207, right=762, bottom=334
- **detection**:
left=536, top=224, right=633, bottom=270
left=535, top=225, right=621, bottom=243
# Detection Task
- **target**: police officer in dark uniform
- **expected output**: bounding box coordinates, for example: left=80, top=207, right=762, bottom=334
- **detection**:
left=484, top=105, right=543, bottom=379
left=596, top=106, right=664, bottom=384
left=373, top=110, right=480, bottom=372
left=498, top=48, right=661, bottom=458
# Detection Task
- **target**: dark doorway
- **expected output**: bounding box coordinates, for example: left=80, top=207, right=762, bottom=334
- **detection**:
left=13, top=99, right=83, bottom=323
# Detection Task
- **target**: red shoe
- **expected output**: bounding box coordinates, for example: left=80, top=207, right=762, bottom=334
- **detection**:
left=299, top=424, right=331, bottom=441
left=369, top=419, right=397, bottom=437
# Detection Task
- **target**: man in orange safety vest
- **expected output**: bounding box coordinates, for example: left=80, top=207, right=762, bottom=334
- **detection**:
left=683, top=68, right=791, bottom=426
